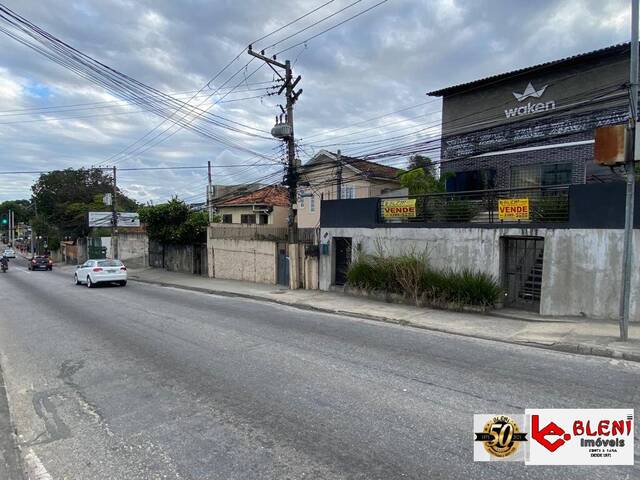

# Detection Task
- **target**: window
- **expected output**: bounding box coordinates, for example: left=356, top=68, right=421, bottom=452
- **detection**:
left=340, top=185, right=355, bottom=199
left=446, top=169, right=496, bottom=192
left=298, top=190, right=305, bottom=209
left=222, top=214, right=232, bottom=224
left=98, top=260, right=123, bottom=267
left=259, top=214, right=269, bottom=224
left=240, top=214, right=256, bottom=224
left=510, top=163, right=572, bottom=188
left=310, top=196, right=316, bottom=212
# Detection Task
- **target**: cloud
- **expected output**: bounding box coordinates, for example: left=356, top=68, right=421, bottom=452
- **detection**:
left=0, top=0, right=630, bottom=202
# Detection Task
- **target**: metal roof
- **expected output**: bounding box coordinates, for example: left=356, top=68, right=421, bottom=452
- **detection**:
left=426, top=43, right=630, bottom=97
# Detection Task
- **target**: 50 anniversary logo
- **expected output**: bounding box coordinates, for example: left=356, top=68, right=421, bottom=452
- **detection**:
left=474, top=409, right=634, bottom=465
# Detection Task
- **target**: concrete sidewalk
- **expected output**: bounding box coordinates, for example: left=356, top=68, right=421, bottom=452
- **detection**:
left=117, top=267, right=640, bottom=362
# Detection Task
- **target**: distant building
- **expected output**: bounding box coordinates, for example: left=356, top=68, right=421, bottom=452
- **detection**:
left=427, top=43, right=633, bottom=191
left=214, top=185, right=289, bottom=226
left=297, top=150, right=402, bottom=228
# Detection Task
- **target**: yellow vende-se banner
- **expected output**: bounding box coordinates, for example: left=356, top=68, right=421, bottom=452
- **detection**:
left=498, top=198, right=530, bottom=221
left=382, top=199, right=417, bottom=218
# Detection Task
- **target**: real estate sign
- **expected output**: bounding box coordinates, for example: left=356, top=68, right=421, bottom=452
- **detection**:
left=382, top=199, right=417, bottom=218
left=498, top=198, right=529, bottom=221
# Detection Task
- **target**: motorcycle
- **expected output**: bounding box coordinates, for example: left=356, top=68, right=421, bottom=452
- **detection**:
left=1, top=263, right=7, bottom=273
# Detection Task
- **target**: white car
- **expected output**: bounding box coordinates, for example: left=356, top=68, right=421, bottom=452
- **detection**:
left=74, top=259, right=127, bottom=287
left=3, top=248, right=15, bottom=258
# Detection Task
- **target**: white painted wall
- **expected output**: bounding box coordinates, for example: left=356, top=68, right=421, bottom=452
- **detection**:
left=319, top=226, right=640, bottom=321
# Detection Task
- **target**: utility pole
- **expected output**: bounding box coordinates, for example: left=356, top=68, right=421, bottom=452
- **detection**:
left=8, top=209, right=12, bottom=246
left=247, top=45, right=302, bottom=243
left=31, top=202, right=36, bottom=255
left=207, top=160, right=214, bottom=223
left=620, top=0, right=639, bottom=341
left=112, top=166, right=119, bottom=260
left=336, top=149, right=343, bottom=200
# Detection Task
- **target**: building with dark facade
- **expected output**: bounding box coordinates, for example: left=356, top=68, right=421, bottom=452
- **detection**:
left=427, top=43, right=633, bottom=192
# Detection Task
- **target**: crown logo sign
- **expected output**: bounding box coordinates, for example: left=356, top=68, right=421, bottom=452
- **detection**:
left=513, top=82, right=548, bottom=102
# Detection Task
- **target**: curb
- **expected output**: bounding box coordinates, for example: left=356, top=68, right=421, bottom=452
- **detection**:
left=129, top=276, right=640, bottom=364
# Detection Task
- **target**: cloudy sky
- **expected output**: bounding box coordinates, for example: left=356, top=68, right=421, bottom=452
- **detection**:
left=0, top=0, right=631, bottom=203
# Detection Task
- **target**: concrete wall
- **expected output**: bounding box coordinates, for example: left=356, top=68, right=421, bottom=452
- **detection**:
left=98, top=233, right=148, bottom=268
left=209, top=238, right=277, bottom=284
left=148, top=240, right=207, bottom=276
left=319, top=226, right=640, bottom=321
left=541, top=229, right=639, bottom=319
left=118, top=232, right=149, bottom=268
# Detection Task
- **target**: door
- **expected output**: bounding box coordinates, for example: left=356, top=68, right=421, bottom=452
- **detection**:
left=277, top=244, right=289, bottom=287
left=334, top=237, right=352, bottom=286
left=77, top=260, right=94, bottom=281
left=502, top=237, right=544, bottom=312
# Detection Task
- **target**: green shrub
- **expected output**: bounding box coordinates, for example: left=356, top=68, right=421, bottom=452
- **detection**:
left=348, top=253, right=502, bottom=308
left=532, top=195, right=568, bottom=222
left=438, top=199, right=479, bottom=222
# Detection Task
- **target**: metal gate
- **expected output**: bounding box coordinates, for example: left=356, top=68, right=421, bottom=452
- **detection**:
left=334, top=237, right=352, bottom=286
left=502, top=236, right=544, bottom=312
left=87, top=237, right=106, bottom=259
left=277, top=244, right=289, bottom=287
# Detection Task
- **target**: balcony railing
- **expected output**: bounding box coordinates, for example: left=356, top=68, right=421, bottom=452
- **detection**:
left=209, top=224, right=319, bottom=243
left=378, top=185, right=570, bottom=225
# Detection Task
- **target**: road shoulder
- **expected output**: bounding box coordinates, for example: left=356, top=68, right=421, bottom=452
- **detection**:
left=0, top=359, right=25, bottom=480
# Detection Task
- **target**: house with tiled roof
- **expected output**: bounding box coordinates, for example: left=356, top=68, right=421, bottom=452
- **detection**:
left=297, top=149, right=403, bottom=228
left=214, top=185, right=289, bottom=226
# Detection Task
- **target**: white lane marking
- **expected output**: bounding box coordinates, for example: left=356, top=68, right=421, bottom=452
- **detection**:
left=24, top=448, right=52, bottom=480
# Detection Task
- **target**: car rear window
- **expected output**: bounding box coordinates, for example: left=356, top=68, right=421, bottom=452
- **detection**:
left=97, top=260, right=123, bottom=267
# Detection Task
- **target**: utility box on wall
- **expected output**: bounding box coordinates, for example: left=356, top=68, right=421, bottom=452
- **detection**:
left=594, top=124, right=626, bottom=166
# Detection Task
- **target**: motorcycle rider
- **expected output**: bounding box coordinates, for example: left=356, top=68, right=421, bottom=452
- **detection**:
left=0, top=254, right=8, bottom=272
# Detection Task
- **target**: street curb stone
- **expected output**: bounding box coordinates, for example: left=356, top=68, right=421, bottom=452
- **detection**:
left=129, top=276, right=639, bottom=364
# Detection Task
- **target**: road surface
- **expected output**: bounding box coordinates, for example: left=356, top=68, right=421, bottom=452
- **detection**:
left=0, top=255, right=638, bottom=479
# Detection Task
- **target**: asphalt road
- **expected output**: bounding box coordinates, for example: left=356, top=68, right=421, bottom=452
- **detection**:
left=0, top=255, right=638, bottom=480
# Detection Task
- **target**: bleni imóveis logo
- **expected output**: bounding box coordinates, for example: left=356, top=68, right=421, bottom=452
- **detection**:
left=473, top=414, right=528, bottom=461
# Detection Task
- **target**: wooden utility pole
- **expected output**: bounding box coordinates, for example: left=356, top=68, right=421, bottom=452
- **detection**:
left=247, top=45, right=302, bottom=243
left=112, top=166, right=119, bottom=259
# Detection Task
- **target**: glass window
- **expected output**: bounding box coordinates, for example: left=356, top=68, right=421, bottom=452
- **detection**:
left=541, top=163, right=572, bottom=186
left=341, top=185, right=355, bottom=199
left=240, top=214, right=256, bottom=224
left=511, top=163, right=572, bottom=188
left=510, top=165, right=540, bottom=189
left=310, top=196, right=316, bottom=212
left=445, top=169, right=496, bottom=192
left=222, top=214, right=232, bottom=224
left=98, top=260, right=123, bottom=267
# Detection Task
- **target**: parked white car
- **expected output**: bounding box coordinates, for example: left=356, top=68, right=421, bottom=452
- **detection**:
left=3, top=248, right=15, bottom=258
left=74, top=259, right=127, bottom=287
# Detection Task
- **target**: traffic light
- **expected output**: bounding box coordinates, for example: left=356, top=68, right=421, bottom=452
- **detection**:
left=0, top=214, right=7, bottom=226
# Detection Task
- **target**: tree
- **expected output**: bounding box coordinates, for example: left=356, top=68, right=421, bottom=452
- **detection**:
left=399, top=155, right=449, bottom=195
left=139, top=198, right=216, bottom=245
left=31, top=168, right=138, bottom=239
left=0, top=199, right=32, bottom=224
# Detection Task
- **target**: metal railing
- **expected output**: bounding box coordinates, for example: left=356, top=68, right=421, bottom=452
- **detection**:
left=209, top=224, right=319, bottom=243
left=378, top=185, right=570, bottom=225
